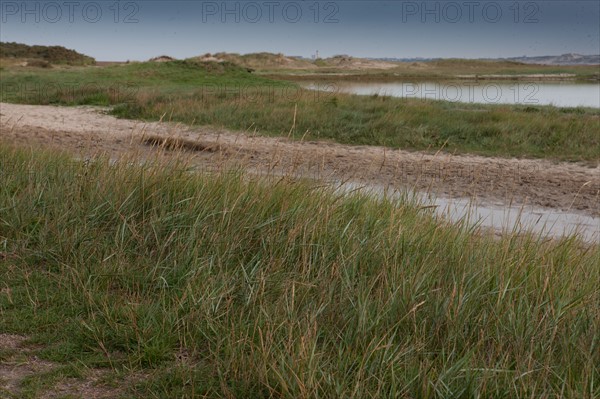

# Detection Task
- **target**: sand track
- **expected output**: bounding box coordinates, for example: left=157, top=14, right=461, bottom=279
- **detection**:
left=1, top=102, right=599, bottom=217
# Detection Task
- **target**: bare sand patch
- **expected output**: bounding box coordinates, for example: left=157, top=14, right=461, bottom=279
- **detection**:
left=1, top=102, right=598, bottom=218
left=0, top=333, right=143, bottom=398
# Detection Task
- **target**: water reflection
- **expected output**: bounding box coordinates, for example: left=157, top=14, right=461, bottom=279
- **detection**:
left=338, top=182, right=600, bottom=243
left=304, top=81, right=600, bottom=108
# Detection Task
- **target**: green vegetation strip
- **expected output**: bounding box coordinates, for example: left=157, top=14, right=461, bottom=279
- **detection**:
left=1, top=60, right=599, bottom=162
left=0, top=144, right=598, bottom=398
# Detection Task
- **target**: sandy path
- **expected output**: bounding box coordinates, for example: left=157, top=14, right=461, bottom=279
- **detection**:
left=1, top=102, right=599, bottom=217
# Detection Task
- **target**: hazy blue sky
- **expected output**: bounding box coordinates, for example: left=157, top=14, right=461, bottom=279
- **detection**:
left=1, top=1, right=599, bottom=61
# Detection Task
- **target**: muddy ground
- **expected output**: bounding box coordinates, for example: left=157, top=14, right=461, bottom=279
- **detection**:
left=1, top=102, right=599, bottom=217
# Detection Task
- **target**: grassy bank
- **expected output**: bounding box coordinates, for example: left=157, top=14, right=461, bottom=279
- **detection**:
left=0, top=59, right=290, bottom=105
left=1, top=60, right=599, bottom=162
left=112, top=91, right=600, bottom=162
left=0, top=143, right=599, bottom=398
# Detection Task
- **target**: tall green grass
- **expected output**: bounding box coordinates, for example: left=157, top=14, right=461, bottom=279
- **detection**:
left=1, top=143, right=598, bottom=398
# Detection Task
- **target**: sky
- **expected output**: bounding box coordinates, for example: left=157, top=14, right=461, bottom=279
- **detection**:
left=1, top=1, right=599, bottom=61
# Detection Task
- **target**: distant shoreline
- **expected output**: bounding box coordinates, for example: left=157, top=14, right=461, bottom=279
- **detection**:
left=265, top=72, right=598, bottom=83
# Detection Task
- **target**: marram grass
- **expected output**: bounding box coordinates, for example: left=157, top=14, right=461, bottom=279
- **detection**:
left=0, top=143, right=598, bottom=398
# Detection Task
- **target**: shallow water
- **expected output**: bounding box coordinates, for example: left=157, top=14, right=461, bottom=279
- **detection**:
left=428, top=196, right=599, bottom=243
left=338, top=182, right=600, bottom=243
left=304, top=81, right=600, bottom=108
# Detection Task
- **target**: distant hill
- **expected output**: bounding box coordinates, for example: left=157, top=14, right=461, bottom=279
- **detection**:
left=369, top=54, right=599, bottom=66
left=504, top=54, right=600, bottom=66
left=0, top=42, right=95, bottom=66
left=369, top=57, right=440, bottom=63
left=320, top=55, right=399, bottom=70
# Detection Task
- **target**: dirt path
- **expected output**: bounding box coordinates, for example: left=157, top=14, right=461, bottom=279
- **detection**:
left=1, top=102, right=599, bottom=217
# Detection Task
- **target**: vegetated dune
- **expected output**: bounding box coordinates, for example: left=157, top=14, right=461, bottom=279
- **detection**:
left=190, top=52, right=405, bottom=71
left=1, top=132, right=598, bottom=398
left=0, top=41, right=96, bottom=66
left=319, top=54, right=400, bottom=70
left=192, top=52, right=318, bottom=70
left=1, top=140, right=598, bottom=398
left=148, top=55, right=177, bottom=63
